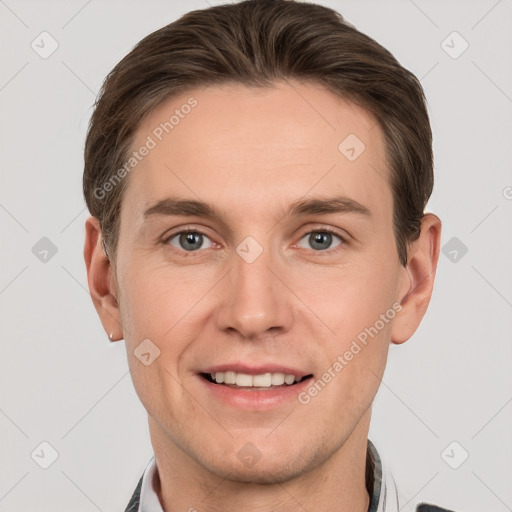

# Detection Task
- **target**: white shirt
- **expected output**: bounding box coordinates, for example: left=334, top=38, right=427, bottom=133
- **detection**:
left=137, top=440, right=400, bottom=512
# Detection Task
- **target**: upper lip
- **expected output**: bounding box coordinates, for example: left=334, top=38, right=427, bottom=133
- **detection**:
left=201, top=363, right=312, bottom=378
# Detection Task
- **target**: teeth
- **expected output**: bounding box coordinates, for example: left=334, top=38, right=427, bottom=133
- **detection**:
left=252, top=373, right=272, bottom=387
left=224, top=371, right=236, bottom=384
left=271, top=373, right=285, bottom=386
left=236, top=373, right=253, bottom=387
left=284, top=374, right=295, bottom=385
left=210, top=371, right=301, bottom=387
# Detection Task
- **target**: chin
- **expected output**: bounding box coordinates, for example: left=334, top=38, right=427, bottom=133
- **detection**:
left=210, top=460, right=307, bottom=485
left=199, top=442, right=327, bottom=485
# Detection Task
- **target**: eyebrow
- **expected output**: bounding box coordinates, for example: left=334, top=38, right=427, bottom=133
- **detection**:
left=142, top=195, right=372, bottom=221
left=289, top=196, right=371, bottom=217
left=143, top=197, right=221, bottom=220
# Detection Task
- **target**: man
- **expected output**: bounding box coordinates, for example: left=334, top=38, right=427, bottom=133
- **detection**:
left=83, top=1, right=451, bottom=510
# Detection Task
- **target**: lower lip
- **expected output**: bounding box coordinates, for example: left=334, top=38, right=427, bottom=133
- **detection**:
left=198, top=375, right=313, bottom=410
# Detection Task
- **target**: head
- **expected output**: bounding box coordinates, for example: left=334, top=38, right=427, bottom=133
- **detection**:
left=84, top=0, right=440, bottom=484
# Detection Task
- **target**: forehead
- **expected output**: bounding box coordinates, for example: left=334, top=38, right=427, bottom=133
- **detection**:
left=122, top=80, right=391, bottom=224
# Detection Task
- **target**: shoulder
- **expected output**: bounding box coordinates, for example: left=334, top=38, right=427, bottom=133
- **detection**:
left=124, top=476, right=143, bottom=512
left=416, top=503, right=457, bottom=512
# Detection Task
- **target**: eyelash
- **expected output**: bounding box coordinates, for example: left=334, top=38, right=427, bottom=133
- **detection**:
left=296, top=226, right=347, bottom=254
left=162, top=226, right=347, bottom=255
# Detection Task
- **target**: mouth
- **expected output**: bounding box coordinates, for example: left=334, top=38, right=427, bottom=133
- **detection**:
left=200, top=371, right=313, bottom=390
left=197, top=364, right=315, bottom=410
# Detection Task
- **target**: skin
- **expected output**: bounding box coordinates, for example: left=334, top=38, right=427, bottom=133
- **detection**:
left=84, top=80, right=441, bottom=512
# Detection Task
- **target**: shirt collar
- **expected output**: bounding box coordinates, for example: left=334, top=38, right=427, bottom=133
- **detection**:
left=138, top=439, right=399, bottom=512
left=139, top=456, right=164, bottom=512
left=367, top=439, right=400, bottom=512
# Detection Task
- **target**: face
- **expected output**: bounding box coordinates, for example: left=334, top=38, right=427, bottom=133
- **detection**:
left=112, top=81, right=409, bottom=482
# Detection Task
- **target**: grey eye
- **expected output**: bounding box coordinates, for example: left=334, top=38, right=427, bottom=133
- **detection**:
left=298, top=231, right=342, bottom=251
left=168, top=232, right=213, bottom=251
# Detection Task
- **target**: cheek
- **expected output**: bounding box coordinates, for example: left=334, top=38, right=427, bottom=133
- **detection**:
left=117, top=267, right=196, bottom=421
left=293, top=256, right=399, bottom=339
left=118, top=260, right=211, bottom=339
left=117, top=263, right=212, bottom=396
left=291, top=255, right=399, bottom=408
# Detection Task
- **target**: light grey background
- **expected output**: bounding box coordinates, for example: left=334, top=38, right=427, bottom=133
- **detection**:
left=1, top=0, right=511, bottom=511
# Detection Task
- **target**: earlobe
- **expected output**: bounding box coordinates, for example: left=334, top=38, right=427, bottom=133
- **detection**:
left=83, top=216, right=123, bottom=341
left=391, top=213, right=442, bottom=345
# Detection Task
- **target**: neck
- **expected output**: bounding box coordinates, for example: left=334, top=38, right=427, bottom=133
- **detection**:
left=148, top=410, right=372, bottom=512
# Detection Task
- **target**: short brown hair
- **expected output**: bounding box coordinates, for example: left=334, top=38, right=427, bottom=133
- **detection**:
left=83, top=0, right=433, bottom=266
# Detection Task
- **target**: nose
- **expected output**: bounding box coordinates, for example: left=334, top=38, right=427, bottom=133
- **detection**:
left=215, top=244, right=294, bottom=340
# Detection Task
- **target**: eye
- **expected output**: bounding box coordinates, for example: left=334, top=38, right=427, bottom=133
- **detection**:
left=297, top=230, right=344, bottom=251
left=165, top=230, right=213, bottom=252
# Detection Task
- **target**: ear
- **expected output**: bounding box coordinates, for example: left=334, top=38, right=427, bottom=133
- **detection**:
left=83, top=216, right=123, bottom=341
left=391, top=213, right=442, bottom=345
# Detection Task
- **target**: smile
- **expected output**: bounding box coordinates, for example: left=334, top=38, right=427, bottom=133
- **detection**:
left=202, top=371, right=312, bottom=389
left=197, top=365, right=314, bottom=410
